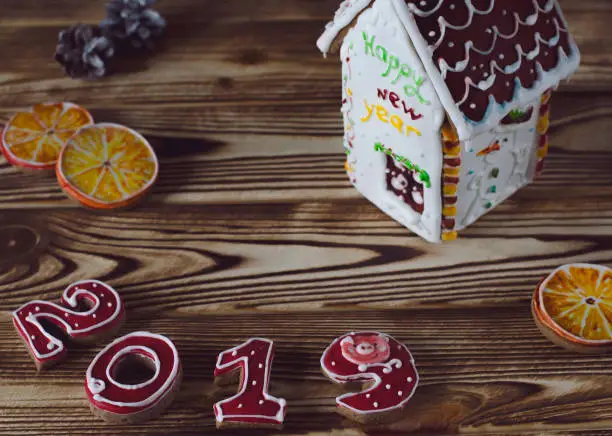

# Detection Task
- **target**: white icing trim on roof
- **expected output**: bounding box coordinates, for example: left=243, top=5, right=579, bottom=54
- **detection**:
left=428, top=1, right=496, bottom=51
left=391, top=0, right=580, bottom=140
left=317, top=0, right=374, bottom=55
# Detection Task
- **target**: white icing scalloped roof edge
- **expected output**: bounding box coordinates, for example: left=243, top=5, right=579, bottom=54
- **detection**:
left=317, top=0, right=581, bottom=140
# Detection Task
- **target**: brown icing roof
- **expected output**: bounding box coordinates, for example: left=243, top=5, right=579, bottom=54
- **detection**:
left=402, top=0, right=579, bottom=126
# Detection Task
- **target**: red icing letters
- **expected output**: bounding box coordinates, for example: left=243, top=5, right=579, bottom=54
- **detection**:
left=12, top=280, right=125, bottom=370
left=85, top=331, right=182, bottom=423
left=377, top=88, right=423, bottom=120
left=321, top=331, right=419, bottom=423
left=213, top=338, right=287, bottom=429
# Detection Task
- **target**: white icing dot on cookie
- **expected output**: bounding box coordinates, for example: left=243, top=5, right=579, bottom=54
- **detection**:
left=35, top=306, right=40, bottom=312
left=419, top=0, right=426, bottom=6
left=252, top=380, right=257, bottom=386
left=30, top=335, right=35, bottom=339
left=259, top=400, right=264, bottom=405
left=366, top=394, right=371, bottom=399
left=386, top=384, right=391, bottom=389
left=374, top=402, right=379, bottom=408
left=258, top=363, right=263, bottom=369
left=238, top=404, right=243, bottom=408
left=47, top=343, right=54, bottom=350
left=450, top=3, right=456, bottom=9
left=331, top=361, right=336, bottom=366
left=107, top=302, right=112, bottom=307
left=64, top=313, right=69, bottom=318
left=448, top=42, right=454, bottom=48
left=251, top=350, right=255, bottom=356
left=28, top=312, right=32, bottom=316
left=428, top=30, right=435, bottom=37
left=398, top=391, right=403, bottom=396
left=470, top=103, right=477, bottom=109
left=93, top=314, right=97, bottom=319
left=93, top=283, right=98, bottom=288
left=499, top=54, right=505, bottom=60
left=75, top=323, right=79, bottom=327
left=232, top=351, right=237, bottom=357
left=407, top=377, right=413, bottom=383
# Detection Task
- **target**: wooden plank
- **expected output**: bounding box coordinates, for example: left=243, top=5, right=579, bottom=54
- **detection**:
left=3, top=307, right=612, bottom=435
left=0, top=203, right=610, bottom=313
left=1, top=92, right=612, bottom=209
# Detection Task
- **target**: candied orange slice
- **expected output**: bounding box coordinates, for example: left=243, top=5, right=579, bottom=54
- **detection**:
left=1, top=102, right=93, bottom=169
left=56, top=123, right=159, bottom=209
left=535, top=263, right=612, bottom=349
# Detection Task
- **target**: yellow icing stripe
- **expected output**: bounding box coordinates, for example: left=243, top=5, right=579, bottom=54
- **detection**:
left=443, top=185, right=457, bottom=196
left=441, top=124, right=459, bottom=142
left=443, top=167, right=460, bottom=177
left=537, top=143, right=549, bottom=159
left=444, top=144, right=461, bottom=157
left=443, top=206, right=457, bottom=216
left=442, top=231, right=458, bottom=241
left=537, top=113, right=550, bottom=135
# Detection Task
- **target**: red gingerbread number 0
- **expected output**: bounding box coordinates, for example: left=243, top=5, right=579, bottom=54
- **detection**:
left=213, top=338, right=287, bottom=428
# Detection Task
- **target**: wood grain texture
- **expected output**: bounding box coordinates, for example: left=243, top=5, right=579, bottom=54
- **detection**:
left=0, top=0, right=611, bottom=435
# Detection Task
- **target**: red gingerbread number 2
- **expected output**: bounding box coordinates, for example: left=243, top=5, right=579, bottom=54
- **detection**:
left=12, top=280, right=125, bottom=370
left=213, top=338, right=287, bottom=429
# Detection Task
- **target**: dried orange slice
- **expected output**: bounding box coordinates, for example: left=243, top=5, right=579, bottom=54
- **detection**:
left=533, top=263, right=612, bottom=353
left=1, top=102, right=93, bottom=170
left=56, top=123, right=159, bottom=209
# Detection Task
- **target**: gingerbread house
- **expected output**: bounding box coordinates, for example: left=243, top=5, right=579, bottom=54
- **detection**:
left=317, top=0, right=580, bottom=242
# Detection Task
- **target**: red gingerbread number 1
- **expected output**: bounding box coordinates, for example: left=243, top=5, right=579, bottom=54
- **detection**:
left=213, top=338, right=287, bottom=429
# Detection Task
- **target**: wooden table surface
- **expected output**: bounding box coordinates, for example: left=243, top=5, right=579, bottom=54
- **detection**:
left=1, top=0, right=612, bottom=434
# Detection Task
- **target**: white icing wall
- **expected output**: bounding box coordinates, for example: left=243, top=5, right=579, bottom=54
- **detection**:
left=341, top=0, right=445, bottom=242
left=455, top=98, right=542, bottom=230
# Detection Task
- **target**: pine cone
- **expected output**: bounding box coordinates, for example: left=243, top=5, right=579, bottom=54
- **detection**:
left=55, top=24, right=115, bottom=79
left=101, top=0, right=166, bottom=51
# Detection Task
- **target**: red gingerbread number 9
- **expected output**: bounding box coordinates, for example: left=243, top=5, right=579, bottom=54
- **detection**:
left=321, top=331, right=419, bottom=423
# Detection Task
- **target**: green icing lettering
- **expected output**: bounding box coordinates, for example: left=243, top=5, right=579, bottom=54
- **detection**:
left=375, top=45, right=388, bottom=63
left=363, top=32, right=375, bottom=56
left=382, top=55, right=399, bottom=78
left=404, top=77, right=430, bottom=105
left=362, top=32, right=430, bottom=105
